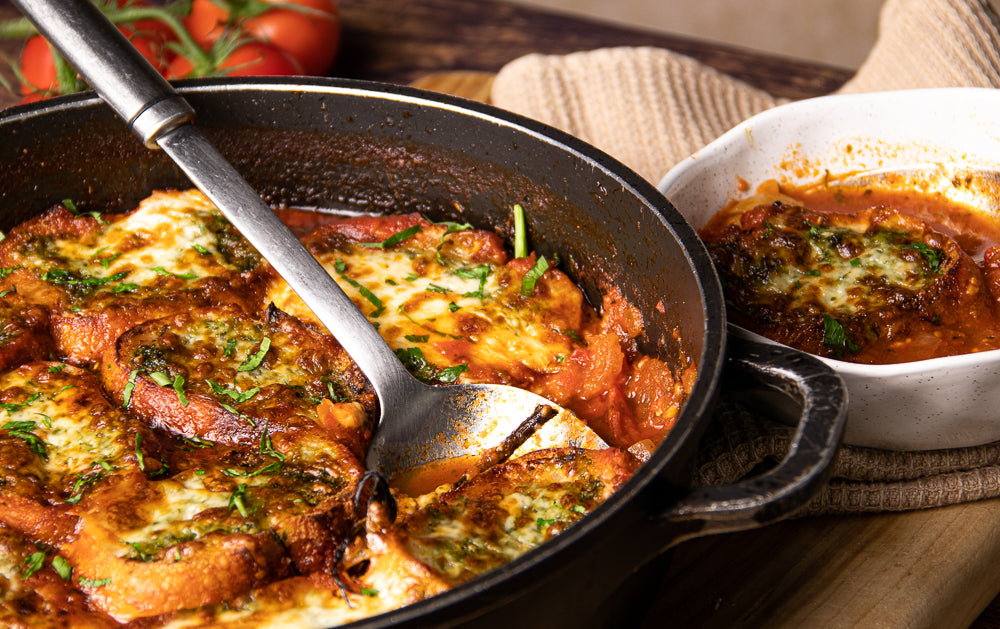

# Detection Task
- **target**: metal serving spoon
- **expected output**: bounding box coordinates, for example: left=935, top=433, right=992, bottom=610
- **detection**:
left=14, top=0, right=606, bottom=480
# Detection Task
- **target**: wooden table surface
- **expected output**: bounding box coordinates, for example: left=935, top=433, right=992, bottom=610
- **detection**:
left=1, top=1, right=999, bottom=627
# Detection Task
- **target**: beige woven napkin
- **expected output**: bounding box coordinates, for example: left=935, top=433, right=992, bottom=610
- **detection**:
left=490, top=0, right=1000, bottom=515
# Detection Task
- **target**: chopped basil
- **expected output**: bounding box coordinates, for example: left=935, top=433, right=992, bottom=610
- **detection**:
left=359, top=225, right=422, bottom=249
left=536, top=517, right=556, bottom=529
left=229, top=483, right=249, bottom=518
left=3, top=418, right=47, bottom=460
left=333, top=259, right=385, bottom=317
left=899, top=242, right=943, bottom=274
left=426, top=284, right=450, bottom=294
left=513, top=203, right=528, bottom=259
left=360, top=587, right=379, bottom=597
left=22, top=551, right=45, bottom=579
left=803, top=269, right=821, bottom=277
left=1, top=392, right=41, bottom=415
left=92, top=250, right=121, bottom=269
left=191, top=243, right=210, bottom=254
left=405, top=334, right=430, bottom=343
left=112, top=282, right=139, bottom=294
left=394, top=347, right=468, bottom=384
left=79, top=577, right=111, bottom=588
left=822, top=314, right=860, bottom=354
left=151, top=266, right=198, bottom=280
left=47, top=363, right=64, bottom=373
left=122, top=369, right=140, bottom=408
left=237, top=338, right=272, bottom=372
left=0, top=265, right=21, bottom=279
left=456, top=265, right=490, bottom=299
left=149, top=371, right=172, bottom=387
left=135, top=433, right=146, bottom=472
left=51, top=556, right=73, bottom=580
left=0, top=287, right=15, bottom=298
left=222, top=338, right=237, bottom=358
left=66, top=472, right=102, bottom=504
left=448, top=302, right=460, bottom=312
left=434, top=221, right=473, bottom=264
left=850, top=257, right=862, bottom=267
left=520, top=256, right=550, bottom=296
left=207, top=379, right=259, bottom=404
left=172, top=374, right=188, bottom=407
left=404, top=273, right=419, bottom=282
left=42, top=269, right=128, bottom=286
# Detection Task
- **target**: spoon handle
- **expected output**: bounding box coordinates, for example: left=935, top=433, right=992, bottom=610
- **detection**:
left=13, top=0, right=414, bottom=407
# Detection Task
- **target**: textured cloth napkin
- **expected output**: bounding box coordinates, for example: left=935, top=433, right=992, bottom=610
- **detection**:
left=490, top=0, right=1000, bottom=515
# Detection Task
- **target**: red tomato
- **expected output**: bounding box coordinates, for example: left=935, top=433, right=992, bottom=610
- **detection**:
left=183, top=0, right=229, bottom=49
left=243, top=0, right=339, bottom=75
left=18, top=35, right=57, bottom=96
left=19, top=24, right=171, bottom=99
left=166, top=41, right=302, bottom=79
left=184, top=0, right=340, bottom=75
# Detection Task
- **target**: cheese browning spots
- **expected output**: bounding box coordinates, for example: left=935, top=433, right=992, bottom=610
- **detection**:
left=0, top=189, right=693, bottom=627
left=702, top=185, right=1000, bottom=363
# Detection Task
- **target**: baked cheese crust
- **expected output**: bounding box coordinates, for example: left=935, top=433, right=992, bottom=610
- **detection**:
left=701, top=190, right=1000, bottom=363
left=0, top=189, right=689, bottom=627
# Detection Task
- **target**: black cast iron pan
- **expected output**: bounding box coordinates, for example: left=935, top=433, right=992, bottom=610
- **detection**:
left=0, top=77, right=847, bottom=628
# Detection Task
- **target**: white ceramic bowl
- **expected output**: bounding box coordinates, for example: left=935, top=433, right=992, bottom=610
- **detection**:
left=658, top=87, right=1000, bottom=451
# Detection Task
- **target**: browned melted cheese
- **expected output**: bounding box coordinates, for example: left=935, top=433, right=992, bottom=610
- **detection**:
left=701, top=183, right=1000, bottom=363
left=0, top=190, right=692, bottom=627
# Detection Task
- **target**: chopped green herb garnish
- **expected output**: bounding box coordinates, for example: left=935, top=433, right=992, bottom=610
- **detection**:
left=822, top=314, right=860, bottom=355
left=404, top=334, right=430, bottom=343
left=112, top=282, right=139, bottom=294
left=536, top=517, right=556, bottom=529
left=172, top=374, right=188, bottom=407
left=0, top=287, right=15, bottom=298
left=207, top=379, right=260, bottom=404
left=333, top=259, right=385, bottom=317
left=456, top=265, right=490, bottom=299
left=22, top=551, right=45, bottom=579
left=360, top=225, right=422, bottom=249
left=394, top=347, right=469, bottom=384
left=3, top=418, right=47, bottom=460
left=237, top=338, right=272, bottom=372
left=426, top=284, right=450, bottom=294
left=151, top=266, right=198, bottom=280
left=899, top=242, right=944, bottom=274
left=520, top=256, right=550, bottom=296
left=850, top=258, right=862, bottom=267
left=122, top=369, right=140, bottom=408
left=404, top=273, right=419, bottom=282
left=222, top=338, right=237, bottom=357
left=47, top=363, right=64, bottom=373
left=149, top=371, right=172, bottom=387
left=51, top=555, right=73, bottom=580
left=360, top=587, right=379, bottom=597
left=0, top=265, right=21, bottom=279
left=448, top=302, right=460, bottom=312
left=192, top=244, right=210, bottom=254
left=79, top=577, right=111, bottom=588
left=229, top=483, right=249, bottom=518
left=42, top=269, right=127, bottom=286
left=434, top=221, right=473, bottom=264
left=803, top=269, right=821, bottom=277
left=135, top=433, right=146, bottom=472
left=513, top=204, right=528, bottom=259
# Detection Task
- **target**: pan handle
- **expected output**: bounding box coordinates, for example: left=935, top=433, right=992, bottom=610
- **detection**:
left=655, top=332, right=847, bottom=537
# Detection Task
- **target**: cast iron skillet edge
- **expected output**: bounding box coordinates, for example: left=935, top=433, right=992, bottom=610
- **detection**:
left=0, top=78, right=848, bottom=628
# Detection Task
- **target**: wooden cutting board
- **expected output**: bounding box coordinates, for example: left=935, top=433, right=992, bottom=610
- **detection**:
left=411, top=70, right=1000, bottom=629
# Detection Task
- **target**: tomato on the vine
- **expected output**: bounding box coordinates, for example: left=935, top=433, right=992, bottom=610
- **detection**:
left=166, top=40, right=302, bottom=79
left=184, top=0, right=340, bottom=75
left=18, top=35, right=57, bottom=96
left=18, top=23, right=172, bottom=99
